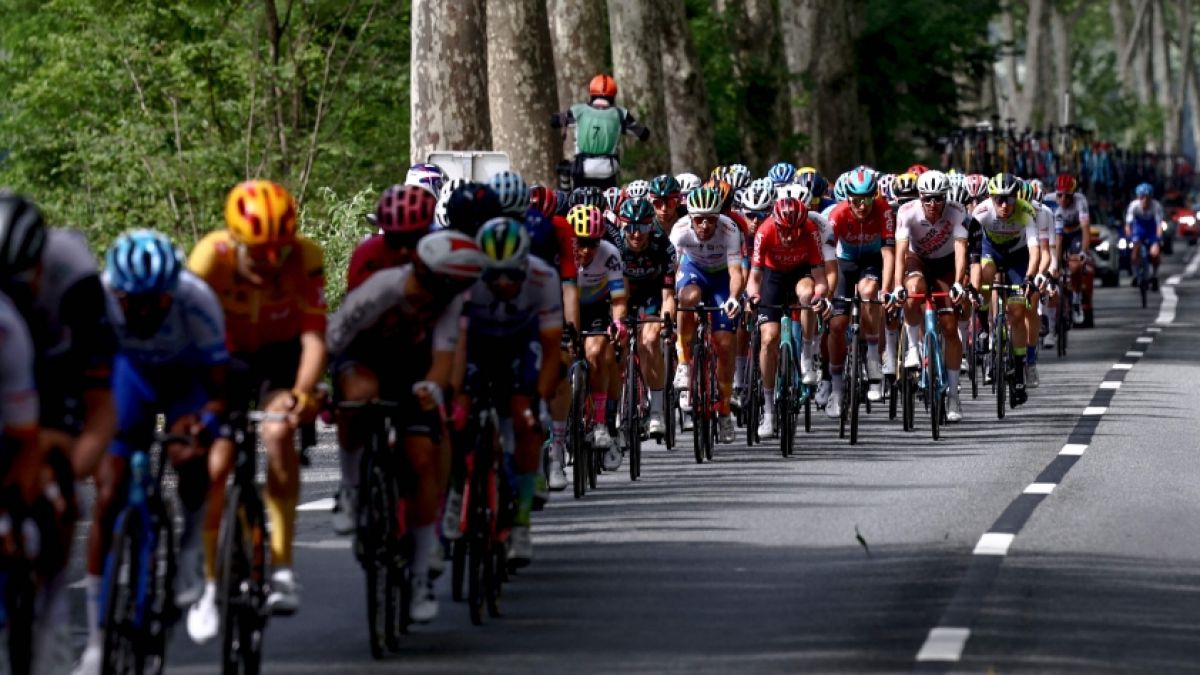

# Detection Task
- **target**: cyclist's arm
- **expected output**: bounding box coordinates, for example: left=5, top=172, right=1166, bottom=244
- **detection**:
left=881, top=245, right=896, bottom=296
left=1024, top=224, right=1040, bottom=280
left=620, top=108, right=651, bottom=142
left=746, top=267, right=763, bottom=301
left=893, top=238, right=908, bottom=289
left=954, top=238, right=969, bottom=284
left=1, top=310, right=42, bottom=502
left=61, top=275, right=119, bottom=477
left=562, top=281, right=580, bottom=332
left=728, top=264, right=746, bottom=300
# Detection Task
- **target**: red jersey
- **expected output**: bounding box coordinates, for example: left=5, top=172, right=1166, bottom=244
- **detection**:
left=751, top=217, right=824, bottom=272
left=550, top=215, right=578, bottom=281
left=346, top=234, right=412, bottom=292
left=825, top=197, right=896, bottom=261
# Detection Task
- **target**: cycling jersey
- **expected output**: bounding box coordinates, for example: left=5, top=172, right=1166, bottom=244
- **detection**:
left=463, top=258, right=563, bottom=337
left=326, top=264, right=463, bottom=356
left=669, top=215, right=743, bottom=273
left=825, top=198, right=896, bottom=261
left=346, top=234, right=410, bottom=292
left=809, top=211, right=837, bottom=262
left=1125, top=199, right=1163, bottom=244
left=614, top=227, right=677, bottom=289
left=895, top=200, right=968, bottom=259
left=0, top=292, right=38, bottom=438
left=188, top=231, right=327, bottom=354
left=972, top=199, right=1039, bottom=252
left=104, top=271, right=229, bottom=369
left=576, top=240, right=627, bottom=305
left=1053, top=193, right=1090, bottom=234
left=526, top=208, right=578, bottom=282
left=1034, top=202, right=1054, bottom=242
left=751, top=218, right=824, bottom=272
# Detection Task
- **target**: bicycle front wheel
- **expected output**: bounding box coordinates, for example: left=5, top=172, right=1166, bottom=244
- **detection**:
left=101, top=509, right=141, bottom=675
left=779, top=345, right=794, bottom=457
left=848, top=337, right=862, bottom=446
left=569, top=365, right=587, bottom=499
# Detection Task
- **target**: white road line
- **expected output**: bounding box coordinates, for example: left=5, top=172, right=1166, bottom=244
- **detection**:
left=1185, top=251, right=1200, bottom=277
left=1024, top=482, right=1056, bottom=495
left=1112, top=363, right=1134, bottom=370
left=297, top=497, right=335, bottom=512
left=915, top=627, right=971, bottom=662
left=1155, top=287, right=1177, bottom=325
left=1082, top=406, right=1107, bottom=416
left=293, top=539, right=351, bottom=550
left=1135, top=336, right=1154, bottom=343
left=69, top=577, right=89, bottom=590
left=1166, top=274, right=1183, bottom=286
left=1147, top=327, right=1163, bottom=333
left=1099, top=381, right=1121, bottom=390
left=1125, top=351, right=1144, bottom=357
left=973, top=533, right=1015, bottom=556
left=1060, top=444, right=1088, bottom=455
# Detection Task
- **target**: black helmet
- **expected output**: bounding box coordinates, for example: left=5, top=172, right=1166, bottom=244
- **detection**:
left=570, top=186, right=605, bottom=209
left=0, top=192, right=47, bottom=276
left=445, top=183, right=502, bottom=237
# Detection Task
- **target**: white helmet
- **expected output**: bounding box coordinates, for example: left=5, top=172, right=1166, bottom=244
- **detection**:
left=416, top=230, right=489, bottom=284
left=740, top=181, right=774, bottom=211
left=726, top=164, right=752, bottom=189
left=917, top=170, right=950, bottom=197
left=675, top=172, right=702, bottom=194
left=775, top=183, right=807, bottom=202
left=624, top=179, right=651, bottom=200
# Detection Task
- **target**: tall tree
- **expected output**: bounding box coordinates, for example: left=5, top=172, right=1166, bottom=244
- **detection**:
left=661, top=0, right=717, bottom=173
left=809, top=0, right=865, bottom=171
left=779, top=0, right=815, bottom=154
left=410, top=0, right=491, bottom=165
left=608, top=0, right=670, bottom=177
left=487, top=0, right=560, bottom=183
left=547, top=0, right=608, bottom=158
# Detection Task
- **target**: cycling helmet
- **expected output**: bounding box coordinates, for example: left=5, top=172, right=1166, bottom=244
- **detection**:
left=415, top=229, right=488, bottom=285
left=1027, top=179, right=1046, bottom=203
left=105, top=229, right=184, bottom=295
left=619, top=197, right=655, bottom=225
left=726, top=164, right=752, bottom=190
left=964, top=174, right=989, bottom=198
left=225, top=180, right=297, bottom=247
left=1054, top=173, right=1078, bottom=194
left=488, top=171, right=530, bottom=217
left=772, top=197, right=808, bottom=232
left=702, top=178, right=732, bottom=207
left=987, top=172, right=1020, bottom=196
left=0, top=192, right=47, bottom=275
left=893, top=172, right=919, bottom=200
left=946, top=184, right=971, bottom=205
left=554, top=190, right=571, bottom=216
left=376, top=184, right=436, bottom=234
left=795, top=171, right=829, bottom=203
left=648, top=174, right=681, bottom=199
left=603, top=186, right=622, bottom=213
left=906, top=164, right=930, bottom=176
left=445, top=183, right=502, bottom=236
left=796, top=166, right=818, bottom=181
left=1135, top=182, right=1154, bottom=198
left=767, top=162, right=796, bottom=185
left=1016, top=180, right=1035, bottom=203
left=832, top=173, right=850, bottom=202
left=567, top=204, right=606, bottom=238
left=877, top=173, right=897, bottom=202
left=433, top=196, right=451, bottom=230
left=844, top=167, right=879, bottom=197
left=917, top=170, right=950, bottom=197
left=529, top=185, right=558, bottom=218
left=624, top=179, right=651, bottom=200
left=947, top=172, right=966, bottom=189
left=741, top=181, right=775, bottom=211
left=709, top=165, right=729, bottom=182
left=776, top=183, right=808, bottom=203
left=476, top=217, right=531, bottom=272
left=589, top=73, right=617, bottom=100
left=675, top=173, right=702, bottom=194
left=570, top=186, right=605, bottom=209
left=405, top=163, right=446, bottom=196
left=731, top=189, right=747, bottom=211
left=686, top=186, right=722, bottom=215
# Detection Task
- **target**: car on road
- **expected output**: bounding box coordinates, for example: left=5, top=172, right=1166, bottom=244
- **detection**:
left=1164, top=192, right=1198, bottom=248
left=1090, top=221, right=1121, bottom=287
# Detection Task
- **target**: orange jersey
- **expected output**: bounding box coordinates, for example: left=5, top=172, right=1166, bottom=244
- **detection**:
left=188, top=230, right=327, bottom=354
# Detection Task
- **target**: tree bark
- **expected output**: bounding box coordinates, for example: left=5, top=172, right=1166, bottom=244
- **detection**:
left=1019, top=0, right=1048, bottom=129
left=547, top=0, right=607, bottom=159
left=1174, top=0, right=1195, bottom=155
left=779, top=0, right=815, bottom=146
left=1049, top=4, right=1070, bottom=127
left=1131, top=0, right=1156, bottom=106
left=1151, top=0, right=1178, bottom=152
left=486, top=0, right=559, bottom=184
left=1000, top=1, right=1021, bottom=121
left=410, top=0, right=491, bottom=165
left=1110, top=0, right=1133, bottom=91
left=809, top=0, right=864, bottom=172
left=660, top=0, right=717, bottom=173
left=608, top=0, right=670, bottom=177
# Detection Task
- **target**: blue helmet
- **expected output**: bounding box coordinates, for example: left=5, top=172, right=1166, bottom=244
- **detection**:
left=106, top=229, right=183, bottom=295
left=1135, top=182, right=1153, bottom=198
left=844, top=167, right=879, bottom=197
left=767, top=162, right=796, bottom=186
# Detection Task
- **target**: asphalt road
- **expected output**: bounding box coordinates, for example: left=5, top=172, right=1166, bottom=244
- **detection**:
left=65, top=247, right=1200, bottom=674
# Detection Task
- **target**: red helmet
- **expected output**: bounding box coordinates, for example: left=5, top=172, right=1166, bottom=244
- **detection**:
left=529, top=185, right=558, bottom=218
left=376, top=184, right=436, bottom=234
left=772, top=197, right=809, bottom=232
left=1055, top=173, right=1078, bottom=195
left=906, top=164, right=931, bottom=176
left=589, top=74, right=617, bottom=100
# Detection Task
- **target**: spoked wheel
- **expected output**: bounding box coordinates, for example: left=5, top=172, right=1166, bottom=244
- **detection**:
left=888, top=374, right=899, bottom=420
left=705, top=356, right=718, bottom=461
left=386, top=552, right=409, bottom=652
left=664, top=342, right=677, bottom=450
left=930, top=381, right=942, bottom=441
left=624, top=348, right=641, bottom=481
left=848, top=339, right=862, bottom=446
left=101, top=510, right=140, bottom=675
left=995, top=326, right=1008, bottom=420
left=218, top=488, right=265, bottom=675
left=569, top=367, right=587, bottom=499
left=360, top=458, right=389, bottom=658
left=746, top=330, right=761, bottom=446
left=691, top=347, right=707, bottom=465
left=142, top=503, right=177, bottom=675
left=779, top=346, right=794, bottom=457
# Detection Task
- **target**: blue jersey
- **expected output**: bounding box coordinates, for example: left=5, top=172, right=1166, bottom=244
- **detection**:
left=105, top=270, right=229, bottom=369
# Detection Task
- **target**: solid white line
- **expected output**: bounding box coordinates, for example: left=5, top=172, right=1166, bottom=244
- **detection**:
left=1099, top=381, right=1121, bottom=390
left=1136, top=336, right=1154, bottom=343
left=1024, top=482, right=1056, bottom=495
left=974, top=532, right=1015, bottom=556
left=1082, top=406, right=1107, bottom=416
left=1113, top=363, right=1134, bottom=370
left=916, top=627, right=971, bottom=662
left=1060, top=444, right=1088, bottom=455
left=1166, top=274, right=1183, bottom=286
left=1146, top=327, right=1163, bottom=333
left=293, top=539, right=351, bottom=550
left=1156, top=286, right=1178, bottom=325
left=297, top=497, right=335, bottom=512
left=1125, top=351, right=1144, bottom=357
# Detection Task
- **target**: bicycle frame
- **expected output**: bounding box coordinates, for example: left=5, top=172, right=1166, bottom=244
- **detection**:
left=678, top=305, right=723, bottom=463
left=907, top=292, right=953, bottom=439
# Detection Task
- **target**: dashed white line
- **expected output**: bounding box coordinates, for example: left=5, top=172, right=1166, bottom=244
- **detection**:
left=973, top=532, right=1015, bottom=556
left=1157, top=286, right=1179, bottom=325
left=1099, top=381, right=1121, bottom=390
left=1135, top=336, right=1154, bottom=343
left=1147, top=327, right=1163, bottom=333
left=916, top=627, right=971, bottom=662
left=294, top=539, right=351, bottom=550
left=1112, top=363, right=1134, bottom=370
left=1082, top=406, right=1107, bottom=416
left=297, top=497, right=335, bottom=512
left=1125, top=351, right=1144, bottom=357
left=1024, top=482, right=1057, bottom=495
left=1059, top=444, right=1088, bottom=456
left=1166, top=274, right=1183, bottom=286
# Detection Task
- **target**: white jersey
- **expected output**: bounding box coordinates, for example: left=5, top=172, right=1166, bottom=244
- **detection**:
left=1034, top=202, right=1054, bottom=242
left=972, top=199, right=1039, bottom=252
left=105, top=271, right=229, bottom=369
left=576, top=240, right=626, bottom=305
left=327, top=264, right=464, bottom=355
left=669, top=215, right=743, bottom=273
left=895, top=200, right=968, bottom=259
left=1053, top=193, right=1090, bottom=234
left=464, top=257, right=563, bottom=336
left=0, top=292, right=38, bottom=435
left=809, top=211, right=836, bottom=262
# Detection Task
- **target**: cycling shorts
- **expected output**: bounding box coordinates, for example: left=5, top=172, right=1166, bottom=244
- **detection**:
left=228, top=339, right=301, bottom=413
left=463, top=329, right=541, bottom=398
left=332, top=332, right=441, bottom=438
left=1129, top=223, right=1160, bottom=245
left=1060, top=229, right=1084, bottom=257
left=904, top=252, right=957, bottom=288
left=109, top=355, right=210, bottom=459
left=833, top=254, right=883, bottom=317
left=580, top=298, right=613, bottom=332
left=627, top=281, right=664, bottom=318
left=757, top=265, right=813, bottom=323
left=675, top=258, right=735, bottom=332
left=981, top=246, right=1030, bottom=287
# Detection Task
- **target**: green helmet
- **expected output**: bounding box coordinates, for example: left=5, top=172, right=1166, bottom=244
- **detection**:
left=648, top=174, right=681, bottom=199
left=618, top=197, right=655, bottom=225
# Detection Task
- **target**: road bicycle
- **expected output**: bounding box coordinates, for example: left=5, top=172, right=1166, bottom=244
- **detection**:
left=565, top=324, right=608, bottom=497
left=833, top=292, right=882, bottom=446
left=617, top=315, right=668, bottom=481
left=980, top=280, right=1026, bottom=420
left=906, top=291, right=954, bottom=440
left=678, top=306, right=724, bottom=463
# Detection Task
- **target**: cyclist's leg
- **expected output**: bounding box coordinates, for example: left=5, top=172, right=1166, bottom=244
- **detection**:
left=858, top=270, right=883, bottom=376
left=333, top=361, right=381, bottom=512
left=707, top=274, right=738, bottom=420
left=260, top=388, right=300, bottom=571
left=637, top=308, right=666, bottom=418
left=793, top=273, right=819, bottom=383
left=902, top=254, right=928, bottom=364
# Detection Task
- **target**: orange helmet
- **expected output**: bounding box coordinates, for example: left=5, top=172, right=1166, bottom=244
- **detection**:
left=702, top=178, right=732, bottom=208
left=224, top=180, right=298, bottom=248
left=589, top=74, right=617, bottom=100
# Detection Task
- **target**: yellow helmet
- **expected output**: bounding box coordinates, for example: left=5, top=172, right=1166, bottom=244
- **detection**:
left=224, top=180, right=298, bottom=248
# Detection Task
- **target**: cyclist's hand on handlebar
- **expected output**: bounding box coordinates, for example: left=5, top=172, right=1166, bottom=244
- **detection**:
left=608, top=319, right=629, bottom=344
left=890, top=288, right=908, bottom=305
left=722, top=297, right=741, bottom=319
left=949, top=282, right=965, bottom=304
left=412, top=380, right=444, bottom=413
left=812, top=297, right=833, bottom=320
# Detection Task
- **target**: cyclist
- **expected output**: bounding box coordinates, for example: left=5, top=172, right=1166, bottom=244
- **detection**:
left=614, top=197, right=678, bottom=437
left=1052, top=173, right=1090, bottom=325
left=1024, top=180, right=1055, bottom=387
left=550, top=74, right=651, bottom=189
left=892, top=171, right=969, bottom=422
left=567, top=204, right=628, bottom=470
left=442, top=182, right=503, bottom=237
left=675, top=173, right=703, bottom=197
left=648, top=174, right=686, bottom=225
left=1125, top=182, right=1163, bottom=290
left=746, top=197, right=831, bottom=437
left=326, top=229, right=488, bottom=622
left=406, top=162, right=446, bottom=196
left=732, top=180, right=775, bottom=407
left=187, top=180, right=326, bottom=638
left=346, top=185, right=436, bottom=293
left=670, top=186, right=746, bottom=443
left=973, top=173, right=1039, bottom=406
left=76, top=231, right=229, bottom=675
left=824, top=167, right=895, bottom=416
left=768, top=162, right=796, bottom=187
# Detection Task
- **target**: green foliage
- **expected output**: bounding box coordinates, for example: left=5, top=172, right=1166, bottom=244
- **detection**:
left=299, top=184, right=375, bottom=307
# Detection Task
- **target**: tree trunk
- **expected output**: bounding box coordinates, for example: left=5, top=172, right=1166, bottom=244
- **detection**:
left=487, top=0, right=560, bottom=184
left=1018, top=0, right=1048, bottom=129
left=1000, top=1, right=1021, bottom=121
left=660, top=0, right=717, bottom=173
left=1173, top=0, right=1195, bottom=155
left=1151, top=0, right=1178, bottom=152
left=1110, top=0, right=1133, bottom=91
left=608, top=0, right=670, bottom=177
left=1132, top=0, right=1155, bottom=107
left=410, top=0, right=491, bottom=165
left=547, top=0, right=607, bottom=159
left=718, top=0, right=783, bottom=168
left=809, top=0, right=864, bottom=172
left=779, top=0, right=816, bottom=151
left=1049, top=4, right=1070, bottom=127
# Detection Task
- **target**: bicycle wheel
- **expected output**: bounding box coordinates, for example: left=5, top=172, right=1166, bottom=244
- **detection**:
left=967, top=313, right=979, bottom=399
left=101, top=509, right=140, bottom=675
left=142, top=500, right=177, bottom=675
left=692, top=342, right=707, bottom=464
left=360, top=451, right=391, bottom=658
left=928, top=336, right=942, bottom=441
left=995, top=321, right=1007, bottom=420
left=705, top=353, right=717, bottom=461
left=569, top=365, right=587, bottom=499
left=747, top=329, right=761, bottom=446
left=217, top=485, right=264, bottom=675
left=451, top=538, right=466, bottom=602
left=386, top=551, right=408, bottom=651
left=849, top=335, right=862, bottom=446
left=1139, top=267, right=1149, bottom=308
left=624, top=344, right=640, bottom=481
left=779, top=345, right=794, bottom=457
left=664, top=341, right=677, bottom=450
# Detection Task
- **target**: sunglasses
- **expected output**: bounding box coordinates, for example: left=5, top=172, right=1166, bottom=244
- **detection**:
left=744, top=210, right=770, bottom=221
left=921, top=195, right=946, bottom=204
left=992, top=195, right=1015, bottom=205
left=482, top=267, right=527, bottom=284
left=649, top=196, right=677, bottom=207
left=623, top=221, right=652, bottom=234
left=576, top=238, right=601, bottom=249
left=692, top=215, right=719, bottom=226
left=848, top=195, right=873, bottom=206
